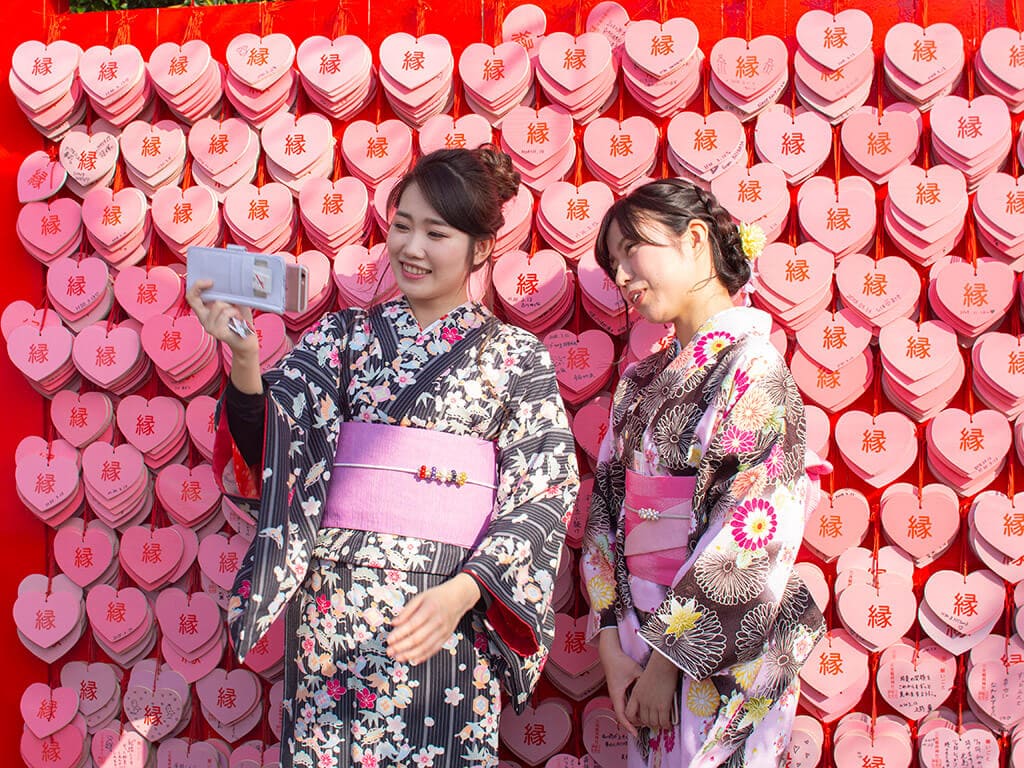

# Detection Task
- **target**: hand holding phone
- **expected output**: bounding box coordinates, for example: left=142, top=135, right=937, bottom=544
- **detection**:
left=186, top=245, right=309, bottom=316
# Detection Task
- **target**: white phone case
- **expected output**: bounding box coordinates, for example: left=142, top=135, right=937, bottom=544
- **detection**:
left=186, top=244, right=289, bottom=314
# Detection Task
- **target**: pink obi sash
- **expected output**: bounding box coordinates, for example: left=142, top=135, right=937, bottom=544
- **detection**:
left=321, top=421, right=498, bottom=548
left=624, top=470, right=695, bottom=587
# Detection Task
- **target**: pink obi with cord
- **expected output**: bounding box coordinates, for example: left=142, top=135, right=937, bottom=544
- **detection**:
left=321, top=421, right=498, bottom=548
left=624, top=469, right=695, bottom=587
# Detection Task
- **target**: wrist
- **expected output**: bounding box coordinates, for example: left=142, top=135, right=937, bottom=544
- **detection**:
left=450, top=573, right=482, bottom=614
left=230, top=355, right=263, bottom=395
left=645, top=650, right=680, bottom=677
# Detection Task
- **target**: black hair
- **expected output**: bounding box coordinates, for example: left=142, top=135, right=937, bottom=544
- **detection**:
left=594, top=179, right=751, bottom=295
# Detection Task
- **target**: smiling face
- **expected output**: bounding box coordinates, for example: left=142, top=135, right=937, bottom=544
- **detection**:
left=386, top=182, right=492, bottom=327
left=603, top=217, right=716, bottom=327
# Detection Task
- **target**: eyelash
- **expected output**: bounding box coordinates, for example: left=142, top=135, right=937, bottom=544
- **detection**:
left=391, top=223, right=447, bottom=239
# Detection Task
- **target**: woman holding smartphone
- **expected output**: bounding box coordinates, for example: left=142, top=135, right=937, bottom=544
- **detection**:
left=186, top=148, right=578, bottom=768
left=581, top=180, right=828, bottom=768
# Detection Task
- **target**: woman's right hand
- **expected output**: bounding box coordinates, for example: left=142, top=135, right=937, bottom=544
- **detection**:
left=598, top=628, right=643, bottom=738
left=184, top=280, right=260, bottom=357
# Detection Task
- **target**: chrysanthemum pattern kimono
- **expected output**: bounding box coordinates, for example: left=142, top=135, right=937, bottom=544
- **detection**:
left=582, top=306, right=828, bottom=768
left=214, top=299, right=578, bottom=768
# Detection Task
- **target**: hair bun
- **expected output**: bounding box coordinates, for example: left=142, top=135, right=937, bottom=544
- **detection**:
left=475, top=146, right=521, bottom=205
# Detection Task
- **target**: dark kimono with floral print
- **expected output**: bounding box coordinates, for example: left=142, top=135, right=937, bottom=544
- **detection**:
left=582, top=306, right=827, bottom=768
left=214, top=299, right=578, bottom=768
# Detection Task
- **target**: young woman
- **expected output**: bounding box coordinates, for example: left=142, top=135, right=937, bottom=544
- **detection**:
left=186, top=148, right=578, bottom=768
left=581, top=180, right=828, bottom=768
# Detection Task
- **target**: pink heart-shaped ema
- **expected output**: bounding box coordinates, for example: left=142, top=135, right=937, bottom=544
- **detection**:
left=147, top=40, right=211, bottom=97
left=378, top=33, right=452, bottom=91
left=13, top=589, right=82, bottom=649
left=296, top=34, right=371, bottom=92
left=785, top=717, right=824, bottom=768
left=418, top=113, right=493, bottom=155
left=72, top=324, right=142, bottom=389
left=980, top=28, right=1024, bottom=91
left=20, top=723, right=85, bottom=768
left=840, top=110, right=919, bottom=178
left=972, top=491, right=1024, bottom=560
left=797, top=176, right=875, bottom=254
left=298, top=176, right=369, bottom=242
left=930, top=95, right=1010, bottom=162
left=7, top=323, right=74, bottom=383
left=833, top=731, right=912, bottom=768
left=501, top=105, right=575, bottom=166
left=260, top=111, right=333, bottom=177
left=623, top=18, right=699, bottom=77
left=968, top=661, right=1024, bottom=730
left=834, top=410, right=917, bottom=487
left=877, top=644, right=955, bottom=719
left=85, top=584, right=149, bottom=645
left=123, top=685, right=183, bottom=742
left=150, top=184, right=219, bottom=252
left=18, top=150, right=67, bottom=203
left=888, top=164, right=966, bottom=228
left=15, top=449, right=79, bottom=518
left=197, top=532, right=248, bottom=591
left=582, top=116, right=659, bottom=184
left=187, top=117, right=254, bottom=177
left=45, top=256, right=109, bottom=320
left=539, top=181, right=614, bottom=245
left=60, top=661, right=119, bottom=718
left=79, top=44, right=145, bottom=102
left=834, top=254, right=920, bottom=325
left=754, top=109, right=832, bottom=179
left=928, top=408, right=1012, bottom=480
left=923, top=569, right=1004, bottom=635
left=710, top=36, right=788, bottom=98
left=919, top=728, right=1000, bottom=768
left=155, top=463, right=220, bottom=525
left=795, top=308, right=872, bottom=371
left=155, top=589, right=222, bottom=654
left=500, top=698, right=574, bottom=761
left=548, top=614, right=599, bottom=676
left=113, top=265, right=182, bottom=324
left=20, top=683, right=79, bottom=739
left=879, top=483, right=960, bottom=564
left=667, top=110, right=745, bottom=179
left=581, top=703, right=630, bottom=768
left=803, top=489, right=870, bottom=560
left=81, top=186, right=148, bottom=249
left=884, top=23, right=963, bottom=86
left=239, top=613, right=285, bottom=675
left=976, top=332, right=1024, bottom=409
left=18, top=198, right=84, bottom=263
left=80, top=441, right=146, bottom=503
left=340, top=120, right=414, bottom=185
left=185, top=396, right=217, bottom=459
left=222, top=182, right=294, bottom=244
left=225, top=33, right=295, bottom=89
left=90, top=727, right=149, bottom=767
left=12, top=40, right=81, bottom=94
left=53, top=520, right=115, bottom=589
left=119, top=526, right=185, bottom=589
left=836, top=573, right=917, bottom=651
left=755, top=242, right=834, bottom=309
left=878, top=318, right=958, bottom=383
left=537, top=32, right=613, bottom=91
left=544, top=329, right=615, bottom=400
left=195, top=668, right=260, bottom=724
left=140, top=313, right=208, bottom=375
left=120, top=120, right=186, bottom=180
left=933, top=259, right=1014, bottom=334
left=492, top=249, right=568, bottom=316
left=459, top=42, right=532, bottom=102
left=724, top=167, right=793, bottom=232
left=796, top=9, right=873, bottom=70
left=58, top=126, right=119, bottom=188
left=975, top=173, right=1024, bottom=242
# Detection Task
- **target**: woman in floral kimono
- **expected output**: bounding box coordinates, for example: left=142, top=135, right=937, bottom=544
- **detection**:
left=582, top=180, right=828, bottom=768
left=186, top=148, right=578, bottom=768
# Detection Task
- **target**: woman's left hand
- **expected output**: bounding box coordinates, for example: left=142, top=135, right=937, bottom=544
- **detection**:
left=625, top=651, right=681, bottom=733
left=387, top=573, right=481, bottom=665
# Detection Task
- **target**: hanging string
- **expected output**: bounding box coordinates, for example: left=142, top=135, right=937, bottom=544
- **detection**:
left=259, top=0, right=277, bottom=37
left=702, top=57, right=711, bottom=119
left=745, top=0, right=753, bottom=43
left=832, top=125, right=841, bottom=199
left=183, top=6, right=204, bottom=43
left=46, top=14, right=66, bottom=45
left=416, top=0, right=430, bottom=37
left=331, top=0, right=353, bottom=38
left=922, top=0, right=929, bottom=32
left=493, top=0, right=506, bottom=46
left=112, top=10, right=131, bottom=47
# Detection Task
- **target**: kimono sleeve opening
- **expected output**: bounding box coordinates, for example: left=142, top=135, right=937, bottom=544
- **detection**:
left=212, top=384, right=270, bottom=500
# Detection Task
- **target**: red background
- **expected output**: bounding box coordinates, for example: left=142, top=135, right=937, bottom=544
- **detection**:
left=0, top=0, right=1020, bottom=762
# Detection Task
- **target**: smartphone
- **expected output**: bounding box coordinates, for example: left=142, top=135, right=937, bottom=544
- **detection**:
left=186, top=244, right=308, bottom=315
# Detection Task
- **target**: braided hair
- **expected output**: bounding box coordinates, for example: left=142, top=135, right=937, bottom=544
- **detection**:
left=594, top=179, right=751, bottom=295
